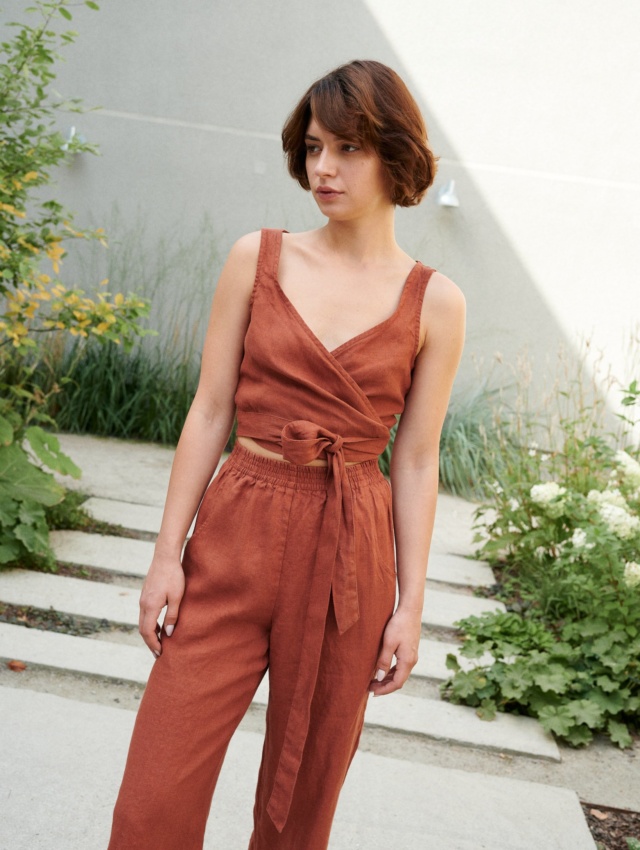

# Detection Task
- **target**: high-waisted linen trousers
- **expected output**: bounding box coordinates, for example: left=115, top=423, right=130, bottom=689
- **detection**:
left=108, top=444, right=397, bottom=850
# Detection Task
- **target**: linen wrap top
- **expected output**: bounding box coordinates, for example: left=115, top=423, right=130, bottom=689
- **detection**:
left=234, top=228, right=434, bottom=831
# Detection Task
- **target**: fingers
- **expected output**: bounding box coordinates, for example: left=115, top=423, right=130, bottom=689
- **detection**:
left=139, top=595, right=183, bottom=657
left=370, top=656, right=415, bottom=697
left=139, top=600, right=163, bottom=657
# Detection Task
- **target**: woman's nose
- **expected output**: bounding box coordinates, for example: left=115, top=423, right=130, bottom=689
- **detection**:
left=314, top=148, right=337, bottom=176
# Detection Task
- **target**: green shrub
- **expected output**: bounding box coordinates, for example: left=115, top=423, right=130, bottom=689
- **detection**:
left=442, top=377, right=640, bottom=748
left=0, top=1, right=148, bottom=567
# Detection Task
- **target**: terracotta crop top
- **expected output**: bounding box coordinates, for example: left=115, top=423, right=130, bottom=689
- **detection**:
left=233, top=228, right=434, bottom=832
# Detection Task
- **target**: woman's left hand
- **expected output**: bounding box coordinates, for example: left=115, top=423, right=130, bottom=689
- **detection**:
left=369, top=606, right=422, bottom=696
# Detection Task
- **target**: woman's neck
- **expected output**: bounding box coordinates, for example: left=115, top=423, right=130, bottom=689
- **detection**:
left=319, top=208, right=402, bottom=267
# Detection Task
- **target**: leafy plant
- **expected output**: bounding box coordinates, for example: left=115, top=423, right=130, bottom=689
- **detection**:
left=442, top=377, right=640, bottom=748
left=0, top=1, right=149, bottom=567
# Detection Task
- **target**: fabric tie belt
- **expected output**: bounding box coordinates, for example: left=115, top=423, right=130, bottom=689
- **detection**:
left=266, top=419, right=361, bottom=831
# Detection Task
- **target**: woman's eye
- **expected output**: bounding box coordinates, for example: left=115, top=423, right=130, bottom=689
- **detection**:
left=306, top=145, right=320, bottom=154
left=342, top=143, right=359, bottom=152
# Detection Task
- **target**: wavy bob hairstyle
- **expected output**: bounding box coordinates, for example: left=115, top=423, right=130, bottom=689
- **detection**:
left=282, top=60, right=438, bottom=207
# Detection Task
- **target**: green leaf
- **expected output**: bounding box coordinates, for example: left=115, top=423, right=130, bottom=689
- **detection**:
left=85, top=0, right=100, bottom=8
left=538, top=704, right=575, bottom=737
left=0, top=539, right=22, bottom=564
left=0, top=496, right=19, bottom=526
left=14, top=520, right=49, bottom=555
left=476, top=699, right=497, bottom=721
left=0, top=444, right=64, bottom=507
left=499, top=666, right=531, bottom=700
left=563, top=724, right=593, bottom=747
left=445, top=653, right=461, bottom=672
left=566, top=699, right=604, bottom=728
left=25, top=427, right=81, bottom=478
left=533, top=664, right=572, bottom=694
left=608, top=719, right=632, bottom=749
left=0, top=416, right=13, bottom=446
left=58, top=6, right=72, bottom=20
left=595, top=675, right=618, bottom=693
left=625, top=838, right=640, bottom=850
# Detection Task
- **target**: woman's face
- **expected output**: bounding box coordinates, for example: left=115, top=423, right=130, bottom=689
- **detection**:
left=304, top=118, right=392, bottom=220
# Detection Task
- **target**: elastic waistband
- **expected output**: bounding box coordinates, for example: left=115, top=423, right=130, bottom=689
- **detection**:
left=225, top=442, right=384, bottom=491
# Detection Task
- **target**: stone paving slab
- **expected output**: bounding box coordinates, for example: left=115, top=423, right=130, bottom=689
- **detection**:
left=427, top=551, right=495, bottom=587
left=423, top=586, right=505, bottom=629
left=0, top=568, right=499, bottom=632
left=415, top=637, right=494, bottom=681
left=0, top=620, right=480, bottom=685
left=0, top=622, right=152, bottom=683
left=251, top=673, right=558, bottom=761
left=0, top=620, right=554, bottom=759
left=55, top=433, right=177, bottom=506
left=0, top=621, right=460, bottom=685
left=0, top=570, right=139, bottom=626
left=50, top=530, right=154, bottom=577
left=0, top=687, right=594, bottom=850
left=82, top=497, right=164, bottom=534
left=364, top=690, right=560, bottom=761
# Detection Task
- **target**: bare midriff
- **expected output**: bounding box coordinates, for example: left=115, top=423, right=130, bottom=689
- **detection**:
left=237, top=436, right=361, bottom=467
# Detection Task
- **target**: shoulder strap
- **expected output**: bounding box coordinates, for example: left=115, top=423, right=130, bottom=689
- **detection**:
left=250, top=228, right=285, bottom=307
left=409, top=263, right=436, bottom=358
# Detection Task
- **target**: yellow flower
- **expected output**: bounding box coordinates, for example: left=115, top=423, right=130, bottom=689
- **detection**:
left=46, top=242, right=65, bottom=273
left=0, top=203, right=26, bottom=219
left=23, top=171, right=38, bottom=182
left=114, top=292, right=124, bottom=307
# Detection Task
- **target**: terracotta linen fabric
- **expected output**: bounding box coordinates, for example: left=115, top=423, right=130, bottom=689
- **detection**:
left=108, top=228, right=434, bottom=849
left=235, top=229, right=434, bottom=831
left=108, top=444, right=397, bottom=850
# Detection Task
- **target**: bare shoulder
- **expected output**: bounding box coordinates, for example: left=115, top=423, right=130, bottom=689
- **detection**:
left=424, top=270, right=466, bottom=313
left=227, top=230, right=262, bottom=269
left=215, top=230, right=262, bottom=301
left=418, top=270, right=466, bottom=351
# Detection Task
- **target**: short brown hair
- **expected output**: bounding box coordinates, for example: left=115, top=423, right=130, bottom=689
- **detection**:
left=281, top=60, right=437, bottom=207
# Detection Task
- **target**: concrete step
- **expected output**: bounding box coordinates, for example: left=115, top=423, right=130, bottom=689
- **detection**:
left=0, top=621, right=151, bottom=682
left=50, top=530, right=154, bottom=578
left=0, top=622, right=462, bottom=686
left=0, top=568, right=503, bottom=633
left=0, top=620, right=557, bottom=761
left=415, top=638, right=494, bottom=681
left=82, top=497, right=163, bottom=535
left=0, top=569, right=139, bottom=626
left=250, top=672, right=558, bottom=760
left=427, top=552, right=495, bottom=588
left=423, top=586, right=505, bottom=630
left=0, top=686, right=595, bottom=850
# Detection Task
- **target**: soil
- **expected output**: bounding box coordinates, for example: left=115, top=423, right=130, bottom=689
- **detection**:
left=582, top=802, right=640, bottom=849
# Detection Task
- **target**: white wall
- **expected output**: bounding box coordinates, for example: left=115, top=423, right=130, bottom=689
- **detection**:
left=3, top=0, right=638, bottom=399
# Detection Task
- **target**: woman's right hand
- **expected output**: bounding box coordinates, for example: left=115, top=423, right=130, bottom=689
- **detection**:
left=138, top=554, right=186, bottom=657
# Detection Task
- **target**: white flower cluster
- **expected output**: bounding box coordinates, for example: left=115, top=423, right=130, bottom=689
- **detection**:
left=616, top=450, right=640, bottom=488
left=570, top=528, right=595, bottom=550
left=587, top=488, right=628, bottom=510
left=530, top=482, right=566, bottom=518
left=598, top=502, right=640, bottom=540
left=624, top=561, right=640, bottom=587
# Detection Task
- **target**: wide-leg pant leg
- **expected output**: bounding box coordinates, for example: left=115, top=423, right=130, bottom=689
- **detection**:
left=249, top=469, right=397, bottom=850
left=108, top=458, right=295, bottom=850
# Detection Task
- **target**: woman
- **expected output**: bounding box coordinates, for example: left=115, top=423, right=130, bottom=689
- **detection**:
left=108, top=59, right=465, bottom=850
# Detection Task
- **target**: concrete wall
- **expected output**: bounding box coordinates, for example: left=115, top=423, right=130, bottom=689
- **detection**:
left=4, top=0, right=639, bottom=397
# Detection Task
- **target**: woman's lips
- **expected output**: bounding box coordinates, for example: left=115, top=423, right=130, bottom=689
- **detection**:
left=316, top=187, right=342, bottom=200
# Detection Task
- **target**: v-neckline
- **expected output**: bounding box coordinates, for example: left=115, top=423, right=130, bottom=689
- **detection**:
left=273, top=258, right=421, bottom=359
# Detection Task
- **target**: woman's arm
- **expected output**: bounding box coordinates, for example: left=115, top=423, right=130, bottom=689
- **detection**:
left=138, top=231, right=261, bottom=656
left=369, top=271, right=466, bottom=695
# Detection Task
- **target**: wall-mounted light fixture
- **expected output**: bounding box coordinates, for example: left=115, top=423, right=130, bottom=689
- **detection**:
left=61, top=126, right=87, bottom=152
left=437, top=179, right=459, bottom=208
